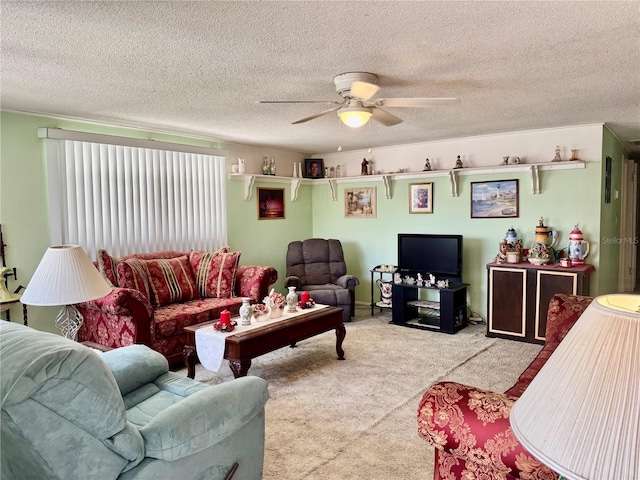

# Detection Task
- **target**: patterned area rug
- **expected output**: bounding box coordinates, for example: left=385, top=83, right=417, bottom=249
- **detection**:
left=176, top=306, right=542, bottom=480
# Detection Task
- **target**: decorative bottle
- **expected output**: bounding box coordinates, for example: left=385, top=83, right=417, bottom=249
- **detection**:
left=286, top=286, right=298, bottom=312
left=239, top=298, right=252, bottom=325
left=269, top=157, right=276, bottom=175
left=262, top=157, right=270, bottom=175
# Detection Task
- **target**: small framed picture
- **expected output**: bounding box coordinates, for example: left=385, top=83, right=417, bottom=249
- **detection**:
left=257, top=187, right=285, bottom=220
left=471, top=179, right=519, bottom=218
left=409, top=183, right=433, bottom=214
left=304, top=158, right=324, bottom=178
left=345, top=187, right=376, bottom=218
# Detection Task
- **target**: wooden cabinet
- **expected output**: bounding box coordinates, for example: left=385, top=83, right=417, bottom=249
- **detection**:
left=486, top=262, right=594, bottom=343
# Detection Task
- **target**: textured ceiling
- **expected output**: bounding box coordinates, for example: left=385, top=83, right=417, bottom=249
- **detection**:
left=2, top=1, right=639, bottom=155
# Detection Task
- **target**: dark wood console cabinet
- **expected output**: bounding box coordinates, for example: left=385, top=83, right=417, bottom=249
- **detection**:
left=391, top=282, right=468, bottom=333
left=486, top=262, right=595, bottom=343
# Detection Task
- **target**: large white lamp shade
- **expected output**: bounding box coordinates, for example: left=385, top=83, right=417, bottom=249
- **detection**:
left=510, top=293, right=639, bottom=480
left=20, top=245, right=111, bottom=338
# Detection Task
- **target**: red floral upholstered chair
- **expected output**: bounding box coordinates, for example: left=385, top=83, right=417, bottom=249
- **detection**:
left=417, top=294, right=594, bottom=480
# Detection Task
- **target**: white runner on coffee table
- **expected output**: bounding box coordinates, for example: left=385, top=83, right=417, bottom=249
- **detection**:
left=195, top=304, right=329, bottom=372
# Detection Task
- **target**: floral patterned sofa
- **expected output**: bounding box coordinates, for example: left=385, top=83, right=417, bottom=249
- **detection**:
left=417, top=293, right=594, bottom=480
left=77, top=248, right=277, bottom=365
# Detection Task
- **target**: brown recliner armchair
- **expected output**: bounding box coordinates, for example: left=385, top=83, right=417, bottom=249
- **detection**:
left=285, top=238, right=359, bottom=322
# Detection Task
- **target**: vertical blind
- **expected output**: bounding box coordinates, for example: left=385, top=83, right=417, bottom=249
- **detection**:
left=46, top=138, right=227, bottom=259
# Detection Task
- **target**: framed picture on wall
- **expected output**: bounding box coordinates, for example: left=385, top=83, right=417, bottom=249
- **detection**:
left=470, top=179, right=519, bottom=218
left=345, top=187, right=376, bottom=218
left=409, top=183, right=433, bottom=214
left=257, top=187, right=285, bottom=220
left=304, top=158, right=324, bottom=178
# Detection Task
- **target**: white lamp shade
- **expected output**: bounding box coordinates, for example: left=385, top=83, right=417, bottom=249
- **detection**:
left=20, top=245, right=111, bottom=306
left=338, top=107, right=372, bottom=128
left=510, top=294, right=640, bottom=480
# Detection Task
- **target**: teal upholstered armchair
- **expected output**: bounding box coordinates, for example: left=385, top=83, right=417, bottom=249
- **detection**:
left=1, top=322, right=269, bottom=480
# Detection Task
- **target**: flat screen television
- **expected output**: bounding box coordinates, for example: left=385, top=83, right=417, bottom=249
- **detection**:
left=397, top=234, right=463, bottom=283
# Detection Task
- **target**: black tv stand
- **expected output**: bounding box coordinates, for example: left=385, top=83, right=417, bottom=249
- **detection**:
left=391, top=281, right=468, bottom=334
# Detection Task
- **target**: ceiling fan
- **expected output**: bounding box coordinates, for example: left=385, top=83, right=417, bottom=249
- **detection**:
left=258, top=72, right=459, bottom=128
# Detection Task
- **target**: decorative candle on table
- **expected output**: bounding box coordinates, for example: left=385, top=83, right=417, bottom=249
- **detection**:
left=301, top=291, right=310, bottom=304
left=220, top=309, right=230, bottom=325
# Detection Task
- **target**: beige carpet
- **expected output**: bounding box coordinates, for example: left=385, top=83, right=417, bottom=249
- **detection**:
left=179, top=306, right=542, bottom=479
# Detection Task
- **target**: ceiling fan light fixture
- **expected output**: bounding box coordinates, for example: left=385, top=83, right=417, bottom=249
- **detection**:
left=338, top=107, right=372, bottom=128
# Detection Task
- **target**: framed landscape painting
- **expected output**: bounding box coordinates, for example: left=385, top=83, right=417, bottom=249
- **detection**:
left=409, top=182, right=433, bottom=214
left=470, top=179, right=519, bottom=218
left=257, top=187, right=285, bottom=220
left=345, top=187, right=376, bottom=218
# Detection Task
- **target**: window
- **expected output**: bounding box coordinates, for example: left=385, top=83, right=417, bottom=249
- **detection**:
left=40, top=129, right=228, bottom=259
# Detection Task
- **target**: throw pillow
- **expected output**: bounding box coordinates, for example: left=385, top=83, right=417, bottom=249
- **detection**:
left=117, top=258, right=152, bottom=302
left=144, top=255, right=199, bottom=307
left=189, top=249, right=241, bottom=299
left=97, top=249, right=120, bottom=287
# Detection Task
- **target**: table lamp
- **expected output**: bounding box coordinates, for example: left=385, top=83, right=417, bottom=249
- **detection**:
left=20, top=245, right=111, bottom=339
left=510, top=293, right=639, bottom=480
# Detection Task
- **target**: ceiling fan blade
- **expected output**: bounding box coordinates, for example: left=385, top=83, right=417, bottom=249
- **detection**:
left=371, top=107, right=403, bottom=126
left=350, top=81, right=380, bottom=101
left=257, top=100, right=342, bottom=105
left=292, top=106, right=342, bottom=124
left=376, top=97, right=460, bottom=108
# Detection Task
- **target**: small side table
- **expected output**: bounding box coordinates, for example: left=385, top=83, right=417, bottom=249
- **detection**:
left=1, top=300, right=28, bottom=325
left=370, top=265, right=397, bottom=315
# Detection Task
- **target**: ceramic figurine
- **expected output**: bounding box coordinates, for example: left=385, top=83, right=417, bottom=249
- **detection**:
left=416, top=273, right=423, bottom=286
left=553, top=146, right=562, bottom=162
left=394, top=272, right=402, bottom=284
left=361, top=158, right=369, bottom=175
left=423, top=158, right=432, bottom=171
left=570, top=149, right=579, bottom=161
left=454, top=156, right=464, bottom=169
left=500, top=156, right=509, bottom=166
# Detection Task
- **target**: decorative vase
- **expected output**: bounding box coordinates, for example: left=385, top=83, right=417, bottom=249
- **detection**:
left=238, top=158, right=246, bottom=174
left=270, top=303, right=284, bottom=318
left=262, top=157, right=270, bottom=175
left=376, top=279, right=393, bottom=306
left=239, top=297, right=252, bottom=325
left=286, top=286, right=298, bottom=312
left=269, top=157, right=276, bottom=175
left=252, top=303, right=271, bottom=322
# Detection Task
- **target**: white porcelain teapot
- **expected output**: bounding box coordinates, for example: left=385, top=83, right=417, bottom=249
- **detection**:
left=568, top=225, right=589, bottom=265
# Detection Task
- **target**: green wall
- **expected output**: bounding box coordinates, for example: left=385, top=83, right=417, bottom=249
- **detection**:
left=598, top=128, right=626, bottom=293
left=1, top=111, right=624, bottom=333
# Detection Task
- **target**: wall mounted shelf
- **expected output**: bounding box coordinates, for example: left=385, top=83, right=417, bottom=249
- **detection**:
left=229, top=161, right=585, bottom=200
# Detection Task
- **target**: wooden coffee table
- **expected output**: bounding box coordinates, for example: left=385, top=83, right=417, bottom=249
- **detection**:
left=183, top=306, right=345, bottom=379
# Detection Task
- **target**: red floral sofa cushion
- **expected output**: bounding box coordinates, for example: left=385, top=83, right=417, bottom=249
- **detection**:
left=189, top=249, right=242, bottom=299
left=145, top=255, right=199, bottom=306
left=417, top=294, right=594, bottom=480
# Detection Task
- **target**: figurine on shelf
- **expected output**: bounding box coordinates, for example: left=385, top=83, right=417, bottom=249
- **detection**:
left=361, top=158, right=369, bottom=175
left=423, top=158, right=432, bottom=171
left=394, top=272, right=402, bottom=284
left=570, top=149, right=579, bottom=161
left=454, top=155, right=464, bottom=169
left=552, top=146, right=562, bottom=162
left=500, top=156, right=509, bottom=166
left=416, top=273, right=424, bottom=286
